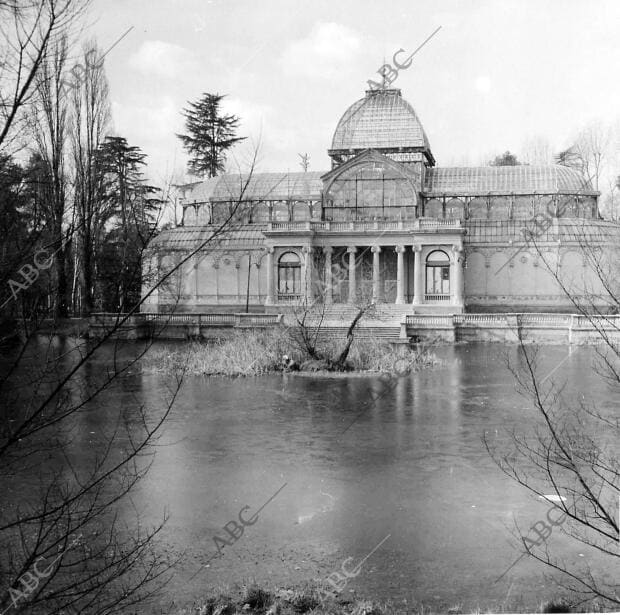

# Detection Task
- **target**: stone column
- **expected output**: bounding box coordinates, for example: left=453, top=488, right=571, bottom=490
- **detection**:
left=347, top=246, right=357, bottom=303
left=452, top=246, right=464, bottom=306
left=412, top=245, right=424, bottom=305
left=255, top=261, right=261, bottom=301
left=395, top=246, right=405, bottom=304
left=265, top=247, right=275, bottom=305
left=149, top=255, right=160, bottom=306
left=193, top=255, right=200, bottom=301
left=213, top=262, right=220, bottom=305
left=371, top=246, right=382, bottom=303
left=323, top=246, right=333, bottom=304
left=235, top=262, right=241, bottom=301
left=304, top=246, right=314, bottom=302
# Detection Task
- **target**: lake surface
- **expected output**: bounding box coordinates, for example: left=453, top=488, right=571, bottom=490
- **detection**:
left=10, top=341, right=620, bottom=612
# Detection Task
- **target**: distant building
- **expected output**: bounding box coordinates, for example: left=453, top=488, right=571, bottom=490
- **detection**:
left=144, top=87, right=618, bottom=314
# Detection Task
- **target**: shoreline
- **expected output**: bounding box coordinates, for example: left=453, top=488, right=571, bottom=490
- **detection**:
left=281, top=369, right=398, bottom=378
left=139, top=366, right=415, bottom=379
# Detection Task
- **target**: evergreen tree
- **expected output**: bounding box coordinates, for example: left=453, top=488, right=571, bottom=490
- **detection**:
left=489, top=151, right=521, bottom=166
left=0, top=155, right=54, bottom=326
left=94, top=136, right=160, bottom=311
left=0, top=156, right=35, bottom=298
left=177, top=93, right=246, bottom=178
left=96, top=136, right=159, bottom=227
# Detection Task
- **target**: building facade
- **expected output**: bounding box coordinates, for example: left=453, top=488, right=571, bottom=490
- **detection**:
left=144, top=88, right=619, bottom=314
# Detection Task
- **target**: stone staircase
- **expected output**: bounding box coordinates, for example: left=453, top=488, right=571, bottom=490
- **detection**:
left=287, top=303, right=414, bottom=342
left=318, top=303, right=413, bottom=326
left=313, top=325, right=403, bottom=340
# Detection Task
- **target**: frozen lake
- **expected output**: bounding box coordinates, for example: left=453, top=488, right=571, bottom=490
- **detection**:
left=13, top=340, right=620, bottom=612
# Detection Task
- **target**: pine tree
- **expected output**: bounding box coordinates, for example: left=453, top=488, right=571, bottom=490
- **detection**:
left=177, top=93, right=246, bottom=178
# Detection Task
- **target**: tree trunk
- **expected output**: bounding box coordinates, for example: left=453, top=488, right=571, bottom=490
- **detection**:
left=54, top=247, right=68, bottom=318
left=81, top=230, right=93, bottom=316
left=334, top=306, right=367, bottom=370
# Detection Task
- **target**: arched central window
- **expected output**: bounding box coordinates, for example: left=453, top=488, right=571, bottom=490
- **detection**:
left=278, top=252, right=301, bottom=299
left=425, top=250, right=450, bottom=298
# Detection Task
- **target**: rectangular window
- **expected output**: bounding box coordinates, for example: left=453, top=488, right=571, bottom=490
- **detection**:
left=278, top=267, right=300, bottom=295
left=426, top=266, right=450, bottom=295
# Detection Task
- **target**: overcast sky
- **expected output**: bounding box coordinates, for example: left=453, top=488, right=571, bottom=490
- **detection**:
left=86, top=0, right=620, bottom=185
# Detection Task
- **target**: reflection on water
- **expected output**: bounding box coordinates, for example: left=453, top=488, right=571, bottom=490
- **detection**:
left=9, top=340, right=620, bottom=612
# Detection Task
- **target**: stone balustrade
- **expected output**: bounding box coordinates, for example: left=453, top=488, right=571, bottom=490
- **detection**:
left=405, top=313, right=620, bottom=344
left=266, top=218, right=462, bottom=233
left=89, top=312, right=283, bottom=339
left=89, top=310, right=620, bottom=345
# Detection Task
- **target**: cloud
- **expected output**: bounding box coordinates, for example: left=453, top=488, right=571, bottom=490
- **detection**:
left=280, top=22, right=362, bottom=80
left=128, top=40, right=196, bottom=78
left=475, top=75, right=492, bottom=94
left=221, top=97, right=273, bottom=139
left=111, top=96, right=186, bottom=184
left=112, top=96, right=180, bottom=141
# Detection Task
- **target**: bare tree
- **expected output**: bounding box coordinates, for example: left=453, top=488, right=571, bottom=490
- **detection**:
left=600, top=126, right=620, bottom=220
left=0, top=0, right=88, bottom=153
left=29, top=34, right=71, bottom=318
left=70, top=41, right=111, bottom=315
left=557, top=122, right=612, bottom=192
left=602, top=176, right=620, bottom=221
left=520, top=135, right=554, bottom=166
left=0, top=1, right=90, bottom=325
left=289, top=250, right=378, bottom=371
left=486, top=222, right=620, bottom=609
left=158, top=167, right=186, bottom=229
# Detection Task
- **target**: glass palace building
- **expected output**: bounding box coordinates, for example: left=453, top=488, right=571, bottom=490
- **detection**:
left=143, top=87, right=620, bottom=314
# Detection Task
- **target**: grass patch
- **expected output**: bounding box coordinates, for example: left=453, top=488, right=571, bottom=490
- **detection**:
left=174, top=585, right=588, bottom=614
left=142, top=329, right=293, bottom=376
left=141, top=330, right=440, bottom=377
left=175, top=585, right=399, bottom=615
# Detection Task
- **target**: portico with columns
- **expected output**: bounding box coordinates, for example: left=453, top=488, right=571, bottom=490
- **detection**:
left=262, top=221, right=465, bottom=313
